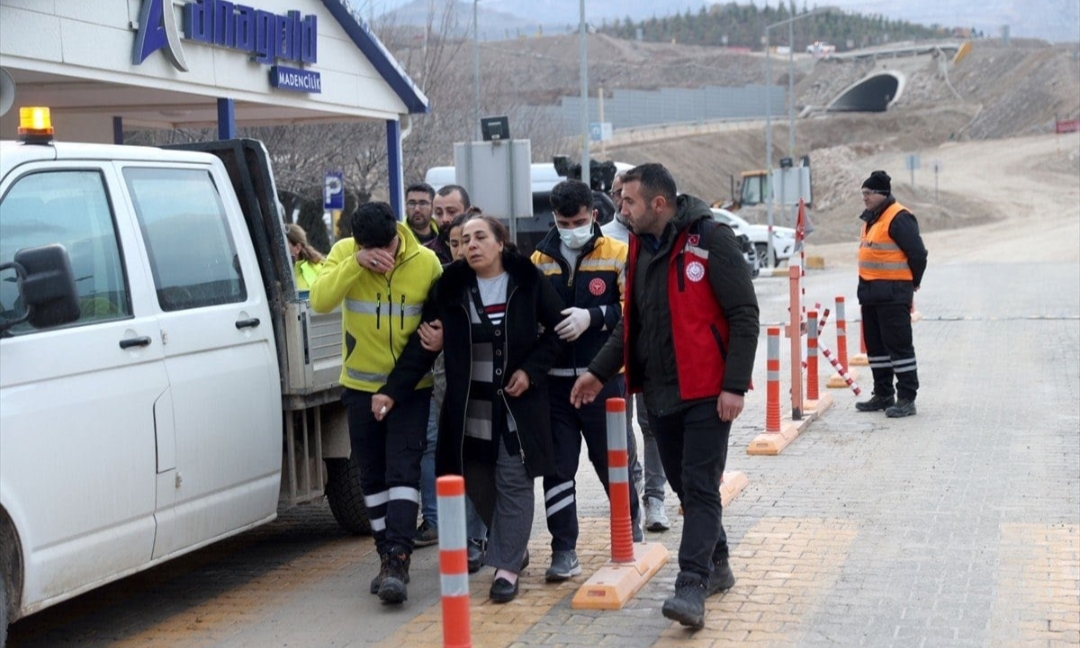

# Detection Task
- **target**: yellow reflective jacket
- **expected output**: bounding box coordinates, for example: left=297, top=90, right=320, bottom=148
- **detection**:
left=310, top=223, right=442, bottom=393
left=293, top=259, right=323, bottom=291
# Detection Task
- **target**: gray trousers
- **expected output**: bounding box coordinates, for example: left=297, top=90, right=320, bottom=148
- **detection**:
left=628, top=392, right=667, bottom=503
left=463, top=435, right=534, bottom=572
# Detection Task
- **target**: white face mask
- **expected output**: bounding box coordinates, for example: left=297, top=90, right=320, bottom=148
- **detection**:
left=558, top=221, right=593, bottom=250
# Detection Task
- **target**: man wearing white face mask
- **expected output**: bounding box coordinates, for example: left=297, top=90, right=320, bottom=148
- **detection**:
left=530, top=180, right=643, bottom=582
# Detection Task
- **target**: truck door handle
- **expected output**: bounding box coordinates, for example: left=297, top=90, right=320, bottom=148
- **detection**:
left=235, top=318, right=261, bottom=329
left=119, top=336, right=152, bottom=349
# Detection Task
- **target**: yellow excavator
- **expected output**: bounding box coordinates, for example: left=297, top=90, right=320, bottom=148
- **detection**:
left=715, top=169, right=769, bottom=212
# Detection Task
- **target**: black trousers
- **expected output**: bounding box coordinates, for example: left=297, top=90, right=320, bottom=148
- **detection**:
left=544, top=375, right=640, bottom=552
left=342, top=387, right=431, bottom=555
left=861, top=303, right=919, bottom=401
left=648, top=400, right=730, bottom=581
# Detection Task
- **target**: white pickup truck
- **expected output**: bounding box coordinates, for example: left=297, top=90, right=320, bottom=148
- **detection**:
left=710, top=208, right=797, bottom=268
left=0, top=129, right=367, bottom=643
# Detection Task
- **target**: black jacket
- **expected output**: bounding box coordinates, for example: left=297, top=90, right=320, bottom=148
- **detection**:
left=382, top=252, right=565, bottom=478
left=589, top=195, right=760, bottom=416
left=531, top=224, right=626, bottom=373
left=857, top=195, right=928, bottom=305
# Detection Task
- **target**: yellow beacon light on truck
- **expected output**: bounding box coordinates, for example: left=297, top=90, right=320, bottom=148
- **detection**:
left=18, top=106, right=54, bottom=144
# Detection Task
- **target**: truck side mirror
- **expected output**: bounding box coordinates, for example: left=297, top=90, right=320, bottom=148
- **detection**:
left=0, top=244, right=80, bottom=333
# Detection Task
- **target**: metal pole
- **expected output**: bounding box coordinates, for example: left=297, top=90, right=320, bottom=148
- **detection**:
left=598, top=86, right=605, bottom=160
left=473, top=0, right=481, bottom=141
left=788, top=19, right=795, bottom=157
left=508, top=140, right=518, bottom=246
left=765, top=27, right=774, bottom=267
left=579, top=0, right=590, bottom=189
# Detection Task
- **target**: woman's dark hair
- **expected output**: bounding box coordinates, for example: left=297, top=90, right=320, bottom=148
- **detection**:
left=464, top=213, right=518, bottom=254
left=448, top=212, right=470, bottom=232
left=351, top=201, right=398, bottom=248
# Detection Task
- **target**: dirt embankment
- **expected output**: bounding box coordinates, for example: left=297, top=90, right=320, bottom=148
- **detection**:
left=806, top=132, right=1080, bottom=266
left=595, top=39, right=1079, bottom=245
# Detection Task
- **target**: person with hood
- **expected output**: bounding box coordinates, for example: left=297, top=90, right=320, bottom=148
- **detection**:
left=853, top=170, right=927, bottom=418
left=372, top=214, right=565, bottom=604
left=309, top=202, right=442, bottom=606
left=530, top=179, right=643, bottom=583
left=570, top=163, right=759, bottom=629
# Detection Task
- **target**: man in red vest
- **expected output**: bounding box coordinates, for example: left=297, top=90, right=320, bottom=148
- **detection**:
left=571, top=163, right=759, bottom=629
left=854, top=170, right=927, bottom=418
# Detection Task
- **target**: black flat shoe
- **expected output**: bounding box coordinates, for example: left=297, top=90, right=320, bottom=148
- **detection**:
left=490, top=576, right=519, bottom=603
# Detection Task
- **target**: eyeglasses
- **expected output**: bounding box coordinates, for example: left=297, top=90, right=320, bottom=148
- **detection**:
left=406, top=200, right=431, bottom=208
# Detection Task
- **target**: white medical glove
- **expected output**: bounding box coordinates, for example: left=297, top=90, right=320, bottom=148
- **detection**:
left=554, top=307, right=592, bottom=341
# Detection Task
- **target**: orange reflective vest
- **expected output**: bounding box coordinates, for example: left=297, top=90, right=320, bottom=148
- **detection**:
left=859, top=202, right=914, bottom=281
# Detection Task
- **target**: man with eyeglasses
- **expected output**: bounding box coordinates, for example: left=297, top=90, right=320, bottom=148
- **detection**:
left=405, top=183, right=451, bottom=265
left=854, top=170, right=927, bottom=418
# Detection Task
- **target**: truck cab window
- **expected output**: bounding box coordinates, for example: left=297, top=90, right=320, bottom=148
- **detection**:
left=0, top=171, right=130, bottom=333
left=123, top=167, right=246, bottom=311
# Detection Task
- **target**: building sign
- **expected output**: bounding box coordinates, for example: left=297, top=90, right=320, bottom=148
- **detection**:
left=133, top=0, right=320, bottom=91
left=184, top=0, right=318, bottom=65
left=271, top=65, right=322, bottom=93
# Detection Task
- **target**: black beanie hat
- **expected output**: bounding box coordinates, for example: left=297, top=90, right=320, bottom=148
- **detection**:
left=862, top=170, right=891, bottom=194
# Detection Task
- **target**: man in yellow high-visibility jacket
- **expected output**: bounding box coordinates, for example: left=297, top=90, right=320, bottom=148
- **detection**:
left=311, top=201, right=442, bottom=605
left=855, top=170, right=927, bottom=418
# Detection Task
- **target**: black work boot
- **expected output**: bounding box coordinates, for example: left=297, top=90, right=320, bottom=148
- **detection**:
left=885, top=398, right=917, bottom=418
left=661, top=572, right=708, bottom=629
left=378, top=549, right=411, bottom=604
left=855, top=393, right=896, bottom=412
left=369, top=552, right=388, bottom=594
left=706, top=558, right=736, bottom=596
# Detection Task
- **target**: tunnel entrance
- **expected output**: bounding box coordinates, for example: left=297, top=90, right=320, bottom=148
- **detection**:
left=827, top=72, right=904, bottom=112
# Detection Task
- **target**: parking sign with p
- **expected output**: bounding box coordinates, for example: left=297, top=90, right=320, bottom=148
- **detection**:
left=323, top=172, right=344, bottom=211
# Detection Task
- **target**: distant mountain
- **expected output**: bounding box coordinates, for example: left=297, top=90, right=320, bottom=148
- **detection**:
left=372, top=0, right=1079, bottom=43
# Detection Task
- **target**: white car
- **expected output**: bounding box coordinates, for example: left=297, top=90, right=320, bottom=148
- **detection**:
left=710, top=208, right=797, bottom=267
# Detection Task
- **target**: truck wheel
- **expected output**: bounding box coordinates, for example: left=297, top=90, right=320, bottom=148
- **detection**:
left=1, top=569, right=8, bottom=648
left=325, top=458, right=372, bottom=536
left=754, top=243, right=776, bottom=268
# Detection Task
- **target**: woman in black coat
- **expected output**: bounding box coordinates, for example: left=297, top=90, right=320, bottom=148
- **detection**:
left=374, top=214, right=564, bottom=603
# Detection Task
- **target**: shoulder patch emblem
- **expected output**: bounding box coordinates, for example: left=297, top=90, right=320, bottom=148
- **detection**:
left=686, top=260, right=706, bottom=283
left=589, top=278, right=607, bottom=296
left=687, top=234, right=700, bottom=246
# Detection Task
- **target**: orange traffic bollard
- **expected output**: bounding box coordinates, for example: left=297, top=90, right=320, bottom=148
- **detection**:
left=835, top=296, right=849, bottom=372
left=806, top=310, right=820, bottom=401
left=828, top=297, right=860, bottom=387
left=605, top=398, right=635, bottom=564
left=436, top=475, right=471, bottom=648
left=850, top=316, right=869, bottom=366
left=765, top=327, right=781, bottom=433
left=572, top=398, right=669, bottom=610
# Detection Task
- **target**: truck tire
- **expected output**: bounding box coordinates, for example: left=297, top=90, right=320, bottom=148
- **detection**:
left=325, top=458, right=372, bottom=536
left=754, top=243, right=777, bottom=268
left=0, top=569, right=8, bottom=648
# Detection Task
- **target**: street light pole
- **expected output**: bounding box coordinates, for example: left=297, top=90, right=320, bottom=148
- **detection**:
left=473, top=0, right=481, bottom=141
left=764, top=26, right=774, bottom=266
left=763, top=7, right=830, bottom=266
left=788, top=19, right=795, bottom=157
left=579, top=0, right=590, bottom=188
